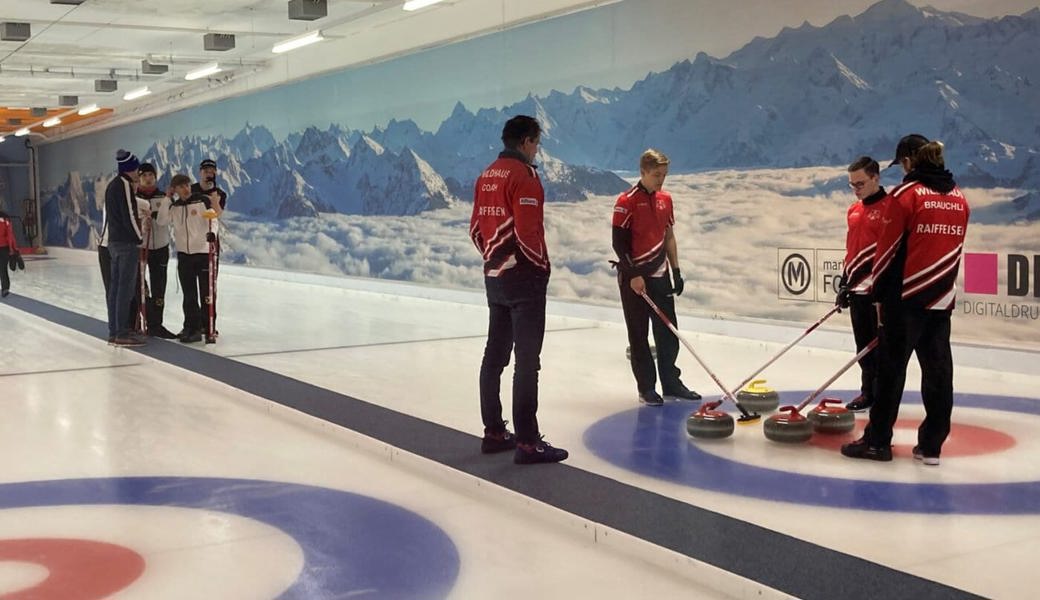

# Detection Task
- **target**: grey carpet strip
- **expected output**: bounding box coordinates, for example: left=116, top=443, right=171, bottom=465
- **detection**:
left=7, top=292, right=983, bottom=600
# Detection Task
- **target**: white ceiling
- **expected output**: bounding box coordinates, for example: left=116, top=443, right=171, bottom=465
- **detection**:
left=0, top=0, right=615, bottom=139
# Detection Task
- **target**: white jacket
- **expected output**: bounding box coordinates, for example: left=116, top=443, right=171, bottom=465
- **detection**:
left=169, top=194, right=216, bottom=255
left=137, top=191, right=172, bottom=250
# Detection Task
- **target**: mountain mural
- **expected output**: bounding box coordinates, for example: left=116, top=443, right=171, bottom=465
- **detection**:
left=42, top=0, right=1040, bottom=247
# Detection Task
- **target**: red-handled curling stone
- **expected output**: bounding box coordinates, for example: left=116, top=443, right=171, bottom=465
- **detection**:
left=686, top=400, right=735, bottom=439
left=763, top=405, right=814, bottom=443
left=808, top=398, right=856, bottom=434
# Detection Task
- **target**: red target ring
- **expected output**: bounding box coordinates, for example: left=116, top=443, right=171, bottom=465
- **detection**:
left=808, top=418, right=1017, bottom=458
left=0, top=538, right=145, bottom=599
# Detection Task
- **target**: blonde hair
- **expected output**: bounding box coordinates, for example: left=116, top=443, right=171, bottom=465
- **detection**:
left=912, top=141, right=945, bottom=170
left=640, top=148, right=670, bottom=172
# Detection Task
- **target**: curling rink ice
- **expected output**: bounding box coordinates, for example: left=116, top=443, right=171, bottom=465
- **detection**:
left=1, top=248, right=1038, bottom=600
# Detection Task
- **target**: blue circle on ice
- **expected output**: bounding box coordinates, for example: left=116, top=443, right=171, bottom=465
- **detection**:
left=0, top=476, right=459, bottom=599
left=584, top=391, right=1040, bottom=514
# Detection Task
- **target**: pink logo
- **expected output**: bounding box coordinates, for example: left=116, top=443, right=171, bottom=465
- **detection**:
left=963, top=253, right=998, bottom=295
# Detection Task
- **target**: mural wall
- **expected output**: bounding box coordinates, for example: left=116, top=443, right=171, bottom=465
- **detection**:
left=39, top=0, right=1040, bottom=348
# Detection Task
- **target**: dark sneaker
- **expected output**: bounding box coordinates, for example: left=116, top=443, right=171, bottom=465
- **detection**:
left=663, top=384, right=702, bottom=401
left=481, top=422, right=517, bottom=454
left=841, top=438, right=892, bottom=462
left=639, top=390, right=664, bottom=406
left=912, top=446, right=940, bottom=466
left=846, top=395, right=873, bottom=412
left=111, top=335, right=146, bottom=347
left=179, top=330, right=203, bottom=344
left=514, top=437, right=569, bottom=465
left=205, top=335, right=217, bottom=345
left=1, top=289, right=9, bottom=298
left=149, top=326, right=179, bottom=339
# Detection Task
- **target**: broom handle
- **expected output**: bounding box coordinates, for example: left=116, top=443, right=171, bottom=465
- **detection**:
left=795, top=337, right=878, bottom=412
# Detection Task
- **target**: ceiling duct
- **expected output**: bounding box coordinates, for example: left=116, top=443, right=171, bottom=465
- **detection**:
left=288, top=0, right=328, bottom=21
left=141, top=60, right=169, bottom=75
left=94, top=79, right=118, bottom=92
left=203, top=33, right=236, bottom=51
left=59, top=95, right=79, bottom=106
left=50, top=1, right=87, bottom=4
left=1, top=22, right=31, bottom=42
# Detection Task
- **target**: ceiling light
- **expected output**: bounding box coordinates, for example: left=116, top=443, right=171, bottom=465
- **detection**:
left=43, top=117, right=61, bottom=128
left=273, top=30, right=324, bottom=54
left=123, top=87, right=151, bottom=101
left=403, top=0, right=445, bottom=11
left=77, top=103, right=100, bottom=116
left=185, top=63, right=222, bottom=81
left=0, top=136, right=5, bottom=143
left=15, top=128, right=30, bottom=136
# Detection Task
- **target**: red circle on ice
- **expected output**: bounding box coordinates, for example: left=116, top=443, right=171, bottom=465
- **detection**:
left=0, top=538, right=145, bottom=599
left=808, top=418, right=1016, bottom=457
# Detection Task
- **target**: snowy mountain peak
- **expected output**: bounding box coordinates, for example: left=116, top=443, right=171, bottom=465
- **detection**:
left=353, top=135, right=386, bottom=157
left=857, top=0, right=923, bottom=23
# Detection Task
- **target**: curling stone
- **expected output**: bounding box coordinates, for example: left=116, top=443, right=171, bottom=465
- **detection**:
left=736, top=379, right=780, bottom=413
left=763, top=406, right=813, bottom=443
left=625, top=345, right=657, bottom=361
left=686, top=400, right=735, bottom=439
left=808, top=398, right=856, bottom=434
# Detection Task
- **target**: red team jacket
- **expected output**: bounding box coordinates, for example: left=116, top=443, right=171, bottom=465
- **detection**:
left=843, top=189, right=888, bottom=293
left=0, top=217, right=16, bottom=251
left=612, top=183, right=674, bottom=277
left=470, top=151, right=549, bottom=277
left=871, top=174, right=970, bottom=310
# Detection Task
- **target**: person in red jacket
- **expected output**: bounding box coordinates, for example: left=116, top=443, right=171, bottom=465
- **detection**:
left=0, top=210, right=18, bottom=298
left=836, top=156, right=888, bottom=412
left=842, top=135, right=970, bottom=465
left=612, top=149, right=700, bottom=406
left=470, top=115, right=567, bottom=465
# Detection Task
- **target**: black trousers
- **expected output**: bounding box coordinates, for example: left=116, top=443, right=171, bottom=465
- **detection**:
left=618, top=273, right=681, bottom=394
left=146, top=246, right=170, bottom=329
left=864, top=305, right=954, bottom=455
left=849, top=294, right=879, bottom=403
left=177, top=252, right=210, bottom=334
left=479, top=269, right=548, bottom=444
left=0, top=248, right=10, bottom=292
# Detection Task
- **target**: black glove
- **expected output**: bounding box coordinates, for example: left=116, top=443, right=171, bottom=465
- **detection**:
left=671, top=267, right=684, bottom=296
left=206, top=232, right=216, bottom=243
left=835, top=285, right=850, bottom=309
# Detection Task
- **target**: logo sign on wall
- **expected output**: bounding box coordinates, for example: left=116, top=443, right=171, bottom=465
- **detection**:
left=962, top=252, right=1040, bottom=320
left=777, top=248, right=844, bottom=303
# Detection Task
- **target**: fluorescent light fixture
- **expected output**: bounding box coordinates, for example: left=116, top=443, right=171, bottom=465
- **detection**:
left=15, top=127, right=30, bottom=136
left=272, top=30, right=324, bottom=53
left=77, top=103, right=100, bottom=116
left=403, top=0, right=445, bottom=10
left=43, top=117, right=61, bottom=128
left=185, top=62, right=222, bottom=81
left=123, top=87, right=151, bottom=101
left=0, top=136, right=5, bottom=143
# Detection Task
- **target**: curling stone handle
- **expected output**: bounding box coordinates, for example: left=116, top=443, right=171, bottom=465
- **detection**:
left=700, top=400, right=723, bottom=413
left=817, top=398, right=844, bottom=409
left=749, top=379, right=767, bottom=391
left=778, top=405, right=800, bottom=415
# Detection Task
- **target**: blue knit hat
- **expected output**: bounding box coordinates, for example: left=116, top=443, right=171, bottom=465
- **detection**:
left=116, top=149, right=140, bottom=173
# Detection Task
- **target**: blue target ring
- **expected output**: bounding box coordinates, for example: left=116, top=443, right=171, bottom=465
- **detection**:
left=584, top=391, right=1040, bottom=514
left=0, top=477, right=459, bottom=599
